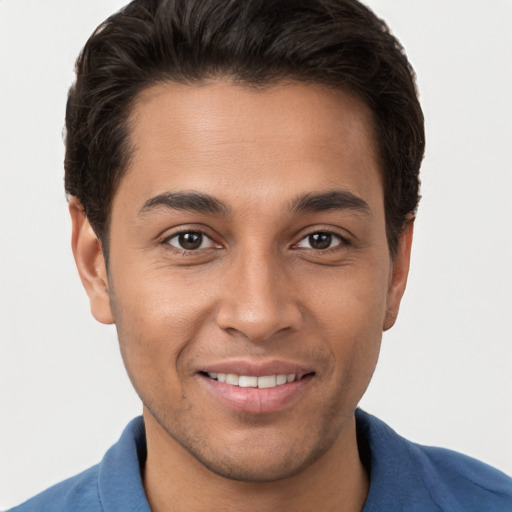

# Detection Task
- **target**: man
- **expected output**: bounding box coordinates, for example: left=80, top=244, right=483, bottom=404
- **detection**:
left=7, top=0, right=511, bottom=511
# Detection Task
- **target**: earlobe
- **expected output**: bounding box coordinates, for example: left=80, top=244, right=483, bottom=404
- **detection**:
left=383, top=220, right=414, bottom=331
left=69, top=199, right=114, bottom=325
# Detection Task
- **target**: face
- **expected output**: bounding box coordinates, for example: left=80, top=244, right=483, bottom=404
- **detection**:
left=72, top=81, right=411, bottom=482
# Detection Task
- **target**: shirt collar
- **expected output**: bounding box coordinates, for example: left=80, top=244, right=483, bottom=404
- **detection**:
left=98, top=416, right=151, bottom=512
left=97, top=411, right=441, bottom=512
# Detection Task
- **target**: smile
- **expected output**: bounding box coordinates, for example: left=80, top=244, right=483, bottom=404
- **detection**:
left=206, top=372, right=299, bottom=388
left=199, top=368, right=315, bottom=414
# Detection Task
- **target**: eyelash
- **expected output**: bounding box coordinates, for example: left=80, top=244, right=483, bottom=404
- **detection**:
left=161, top=230, right=220, bottom=253
left=293, top=230, right=351, bottom=252
left=160, top=228, right=351, bottom=254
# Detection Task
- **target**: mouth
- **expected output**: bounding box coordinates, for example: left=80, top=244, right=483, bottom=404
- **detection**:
left=201, top=371, right=313, bottom=389
left=198, top=367, right=315, bottom=414
left=197, top=360, right=316, bottom=414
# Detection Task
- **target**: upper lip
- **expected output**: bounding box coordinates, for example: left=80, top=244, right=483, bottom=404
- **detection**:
left=199, top=359, right=315, bottom=377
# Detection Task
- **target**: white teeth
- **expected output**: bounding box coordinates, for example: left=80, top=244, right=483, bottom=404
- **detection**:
left=276, top=374, right=287, bottom=385
left=239, top=376, right=258, bottom=388
left=225, top=373, right=239, bottom=385
left=258, top=375, right=277, bottom=388
left=207, top=372, right=298, bottom=388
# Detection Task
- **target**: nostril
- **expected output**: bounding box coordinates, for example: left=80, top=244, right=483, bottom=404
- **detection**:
left=215, top=302, right=304, bottom=343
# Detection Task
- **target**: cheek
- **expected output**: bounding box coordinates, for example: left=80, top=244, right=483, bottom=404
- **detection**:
left=300, top=260, right=388, bottom=390
left=323, top=294, right=383, bottom=379
left=301, top=255, right=390, bottom=335
left=321, top=303, right=383, bottom=415
left=108, top=267, right=216, bottom=387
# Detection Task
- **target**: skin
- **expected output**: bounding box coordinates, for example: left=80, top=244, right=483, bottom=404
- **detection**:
left=70, top=81, right=413, bottom=512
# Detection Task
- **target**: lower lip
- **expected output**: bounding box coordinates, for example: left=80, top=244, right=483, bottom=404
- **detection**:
left=198, top=374, right=313, bottom=414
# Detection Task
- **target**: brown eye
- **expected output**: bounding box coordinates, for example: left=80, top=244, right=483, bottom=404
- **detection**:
left=308, top=233, right=332, bottom=249
left=296, top=232, right=343, bottom=250
left=178, top=232, right=203, bottom=250
left=166, top=231, right=217, bottom=250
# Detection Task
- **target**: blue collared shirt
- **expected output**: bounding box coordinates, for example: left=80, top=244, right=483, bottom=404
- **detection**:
left=8, top=410, right=512, bottom=511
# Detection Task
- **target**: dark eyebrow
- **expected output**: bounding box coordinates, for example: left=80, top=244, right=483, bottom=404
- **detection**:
left=139, top=192, right=230, bottom=216
left=290, top=190, right=371, bottom=215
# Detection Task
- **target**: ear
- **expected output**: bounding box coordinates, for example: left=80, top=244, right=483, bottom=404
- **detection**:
left=69, top=198, right=114, bottom=325
left=383, top=220, right=414, bottom=331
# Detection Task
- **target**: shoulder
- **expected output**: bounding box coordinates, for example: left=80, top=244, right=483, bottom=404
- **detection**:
left=6, top=464, right=102, bottom=512
left=7, top=417, right=149, bottom=512
left=356, top=409, right=512, bottom=512
left=407, top=442, right=512, bottom=510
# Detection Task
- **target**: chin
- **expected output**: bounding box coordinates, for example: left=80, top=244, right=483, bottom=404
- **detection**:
left=188, top=444, right=325, bottom=483
left=168, top=417, right=340, bottom=484
left=142, top=380, right=356, bottom=484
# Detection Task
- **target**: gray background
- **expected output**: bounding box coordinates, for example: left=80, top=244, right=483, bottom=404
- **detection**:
left=1, top=0, right=511, bottom=508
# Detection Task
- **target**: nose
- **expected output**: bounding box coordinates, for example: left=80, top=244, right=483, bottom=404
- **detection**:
left=215, top=250, right=304, bottom=343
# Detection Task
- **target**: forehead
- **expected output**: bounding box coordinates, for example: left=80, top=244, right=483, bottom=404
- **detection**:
left=119, top=80, right=383, bottom=214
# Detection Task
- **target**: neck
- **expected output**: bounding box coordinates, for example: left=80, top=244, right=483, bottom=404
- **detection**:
left=142, top=410, right=369, bottom=512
